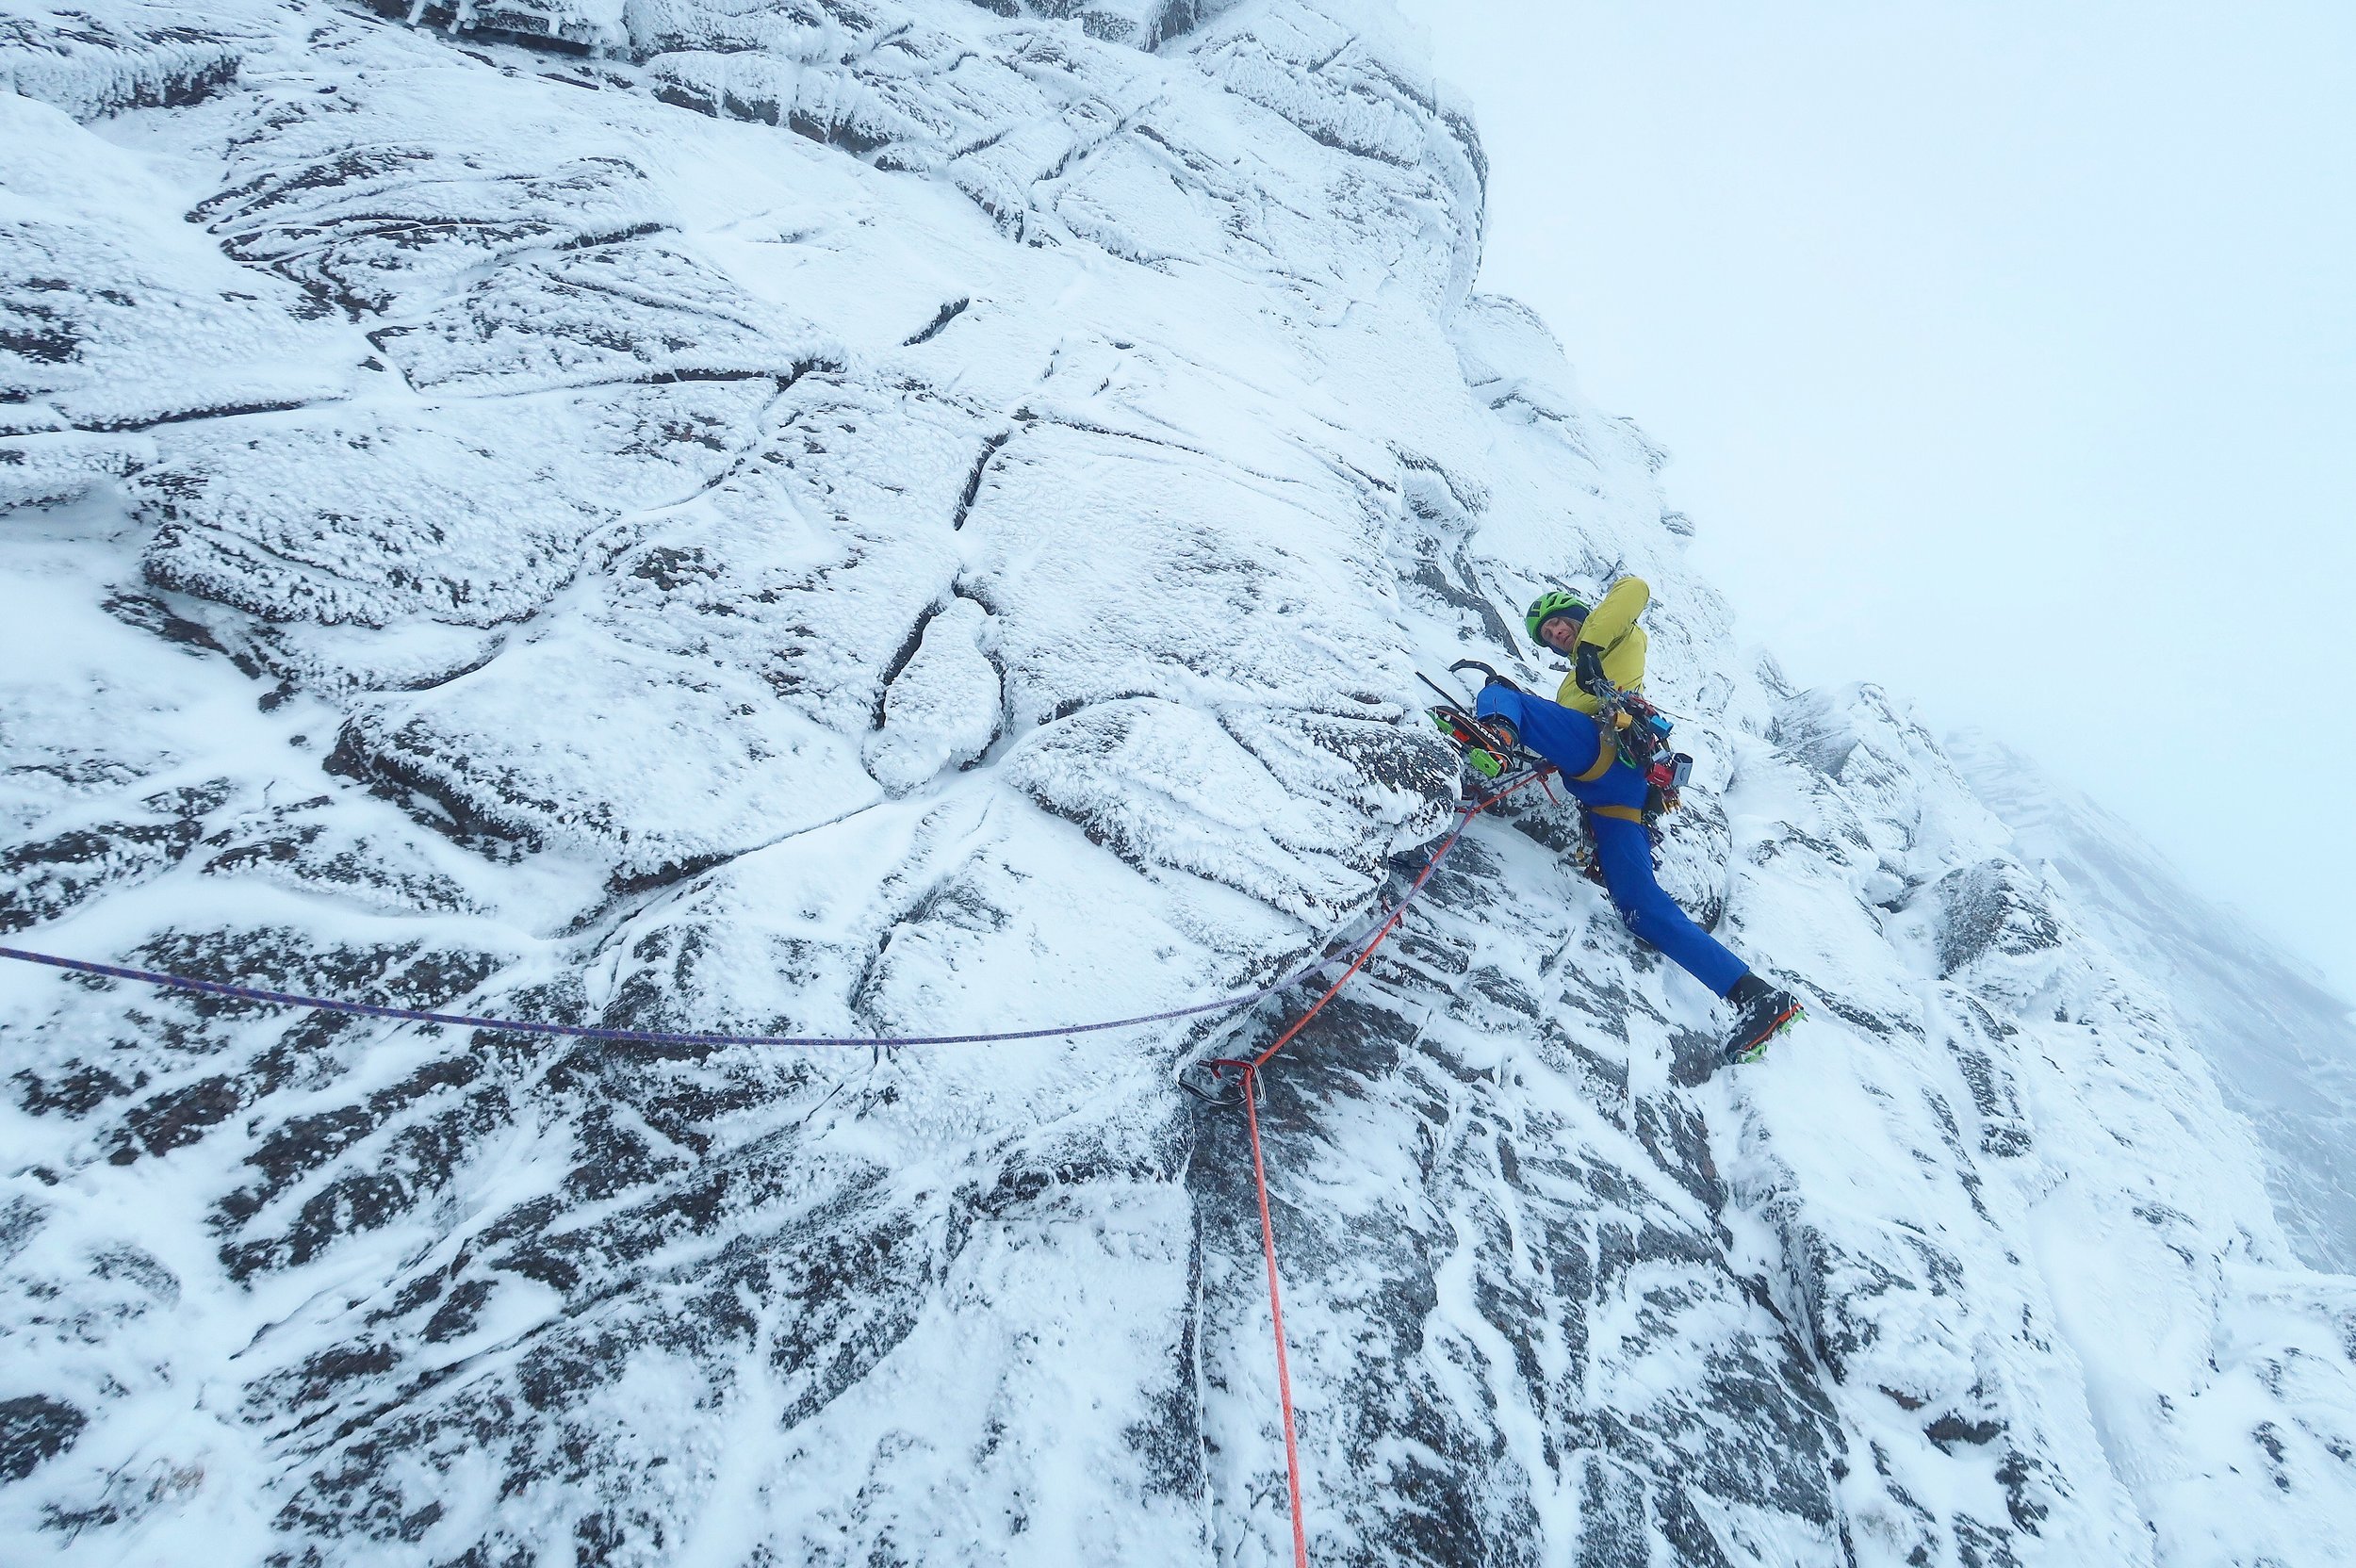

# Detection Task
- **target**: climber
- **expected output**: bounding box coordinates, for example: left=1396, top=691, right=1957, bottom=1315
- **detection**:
left=1481, top=580, right=1801, bottom=1064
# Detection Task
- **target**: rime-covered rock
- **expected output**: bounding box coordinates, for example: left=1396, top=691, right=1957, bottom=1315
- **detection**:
left=3, top=2, right=2352, bottom=1564
left=0, top=1, right=240, bottom=122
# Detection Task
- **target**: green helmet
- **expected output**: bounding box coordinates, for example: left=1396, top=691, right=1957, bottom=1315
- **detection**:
left=1524, top=590, right=1590, bottom=645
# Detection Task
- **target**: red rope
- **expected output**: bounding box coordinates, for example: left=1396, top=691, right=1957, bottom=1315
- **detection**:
left=1242, top=1070, right=1310, bottom=1568
left=1232, top=769, right=1549, bottom=1566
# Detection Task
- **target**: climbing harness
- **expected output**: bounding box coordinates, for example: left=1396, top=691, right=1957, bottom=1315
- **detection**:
left=1589, top=678, right=1693, bottom=820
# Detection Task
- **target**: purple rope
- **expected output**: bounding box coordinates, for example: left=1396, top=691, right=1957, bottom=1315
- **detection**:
left=0, top=943, right=1352, bottom=1049
left=0, top=802, right=1485, bottom=1052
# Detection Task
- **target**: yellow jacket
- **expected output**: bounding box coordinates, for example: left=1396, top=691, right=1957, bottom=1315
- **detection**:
left=1553, top=576, right=1648, bottom=714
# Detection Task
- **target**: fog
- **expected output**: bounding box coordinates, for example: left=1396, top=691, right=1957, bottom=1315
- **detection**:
left=1395, top=0, right=2356, bottom=998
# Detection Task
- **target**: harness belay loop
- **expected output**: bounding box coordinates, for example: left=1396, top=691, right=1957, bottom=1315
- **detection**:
left=1595, top=686, right=1693, bottom=820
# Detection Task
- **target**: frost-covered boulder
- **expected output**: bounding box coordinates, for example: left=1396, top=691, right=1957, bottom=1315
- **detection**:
left=865, top=596, right=1001, bottom=792
left=1, top=93, right=355, bottom=436
left=0, top=1, right=239, bottom=122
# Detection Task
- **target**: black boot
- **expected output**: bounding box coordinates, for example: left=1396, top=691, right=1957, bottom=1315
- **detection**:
left=1722, top=972, right=1800, bottom=1065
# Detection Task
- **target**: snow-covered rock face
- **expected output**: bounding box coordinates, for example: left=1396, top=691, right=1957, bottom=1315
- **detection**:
left=5, top=2, right=2354, bottom=1563
left=1946, top=735, right=2356, bottom=1279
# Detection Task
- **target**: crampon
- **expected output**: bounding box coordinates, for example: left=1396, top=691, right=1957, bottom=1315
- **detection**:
left=1726, top=988, right=1804, bottom=1065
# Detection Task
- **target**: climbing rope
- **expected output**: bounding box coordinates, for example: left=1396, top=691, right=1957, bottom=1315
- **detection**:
left=0, top=776, right=1553, bottom=1055
left=0, top=765, right=1558, bottom=1568
left=0, top=941, right=1363, bottom=1051
left=1198, top=766, right=1554, bottom=1568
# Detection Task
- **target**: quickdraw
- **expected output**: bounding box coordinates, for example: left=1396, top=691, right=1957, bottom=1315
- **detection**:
left=1592, top=681, right=1693, bottom=819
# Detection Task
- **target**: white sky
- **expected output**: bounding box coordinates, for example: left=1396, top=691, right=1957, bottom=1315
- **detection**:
left=1392, top=0, right=2356, bottom=998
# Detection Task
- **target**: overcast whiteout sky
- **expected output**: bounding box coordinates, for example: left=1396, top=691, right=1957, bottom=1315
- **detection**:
left=1392, top=0, right=2356, bottom=1000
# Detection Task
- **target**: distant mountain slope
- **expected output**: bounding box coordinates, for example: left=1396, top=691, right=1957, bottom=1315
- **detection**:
left=1952, top=732, right=2356, bottom=1273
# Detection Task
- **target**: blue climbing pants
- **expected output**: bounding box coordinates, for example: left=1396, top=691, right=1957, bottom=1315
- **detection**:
left=1475, top=686, right=1749, bottom=998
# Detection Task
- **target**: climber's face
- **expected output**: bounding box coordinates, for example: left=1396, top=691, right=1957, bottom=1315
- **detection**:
left=1539, top=614, right=1583, bottom=651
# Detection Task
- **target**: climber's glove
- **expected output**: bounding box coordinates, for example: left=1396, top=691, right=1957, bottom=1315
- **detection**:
left=1573, top=643, right=1610, bottom=695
